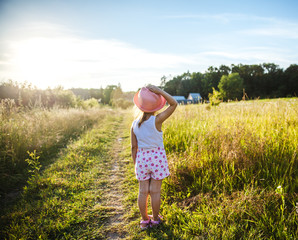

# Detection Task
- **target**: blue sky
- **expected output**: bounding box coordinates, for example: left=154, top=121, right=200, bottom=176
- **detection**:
left=0, top=0, right=297, bottom=91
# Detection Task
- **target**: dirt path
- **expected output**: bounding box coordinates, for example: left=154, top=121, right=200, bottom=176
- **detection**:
left=101, top=122, right=129, bottom=239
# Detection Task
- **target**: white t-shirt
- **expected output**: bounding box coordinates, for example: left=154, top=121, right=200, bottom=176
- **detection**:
left=132, top=115, right=164, bottom=149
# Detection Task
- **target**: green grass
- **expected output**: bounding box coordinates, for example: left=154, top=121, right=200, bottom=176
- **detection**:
left=163, top=99, right=297, bottom=193
left=1, top=98, right=297, bottom=239
left=0, top=112, right=122, bottom=239
left=123, top=98, right=297, bottom=239
left=0, top=107, right=110, bottom=195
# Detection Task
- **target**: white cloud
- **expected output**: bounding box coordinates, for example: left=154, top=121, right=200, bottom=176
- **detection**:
left=240, top=26, right=298, bottom=39
left=164, top=13, right=298, bottom=39
left=1, top=22, right=193, bottom=91
left=2, top=33, right=295, bottom=90
left=1, top=20, right=297, bottom=91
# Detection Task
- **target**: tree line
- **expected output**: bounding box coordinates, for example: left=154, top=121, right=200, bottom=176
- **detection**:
left=160, top=63, right=298, bottom=100
left=0, top=81, right=134, bottom=110
left=1, top=62, right=296, bottom=110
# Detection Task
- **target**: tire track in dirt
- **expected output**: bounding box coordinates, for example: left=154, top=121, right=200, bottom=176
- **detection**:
left=101, top=119, right=129, bottom=239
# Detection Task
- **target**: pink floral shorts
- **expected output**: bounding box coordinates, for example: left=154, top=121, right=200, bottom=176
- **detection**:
left=135, top=147, right=170, bottom=181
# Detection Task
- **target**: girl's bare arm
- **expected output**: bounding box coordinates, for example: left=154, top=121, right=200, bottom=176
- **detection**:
left=131, top=128, right=138, bottom=165
left=146, top=85, right=177, bottom=126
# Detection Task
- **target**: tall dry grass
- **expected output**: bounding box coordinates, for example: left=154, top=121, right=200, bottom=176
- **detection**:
left=161, top=98, right=297, bottom=238
left=0, top=103, right=111, bottom=194
left=164, top=99, right=297, bottom=193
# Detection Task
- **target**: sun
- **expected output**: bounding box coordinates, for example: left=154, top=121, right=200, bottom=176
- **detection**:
left=12, top=37, right=70, bottom=88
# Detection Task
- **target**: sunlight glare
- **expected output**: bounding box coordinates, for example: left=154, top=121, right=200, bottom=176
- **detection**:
left=9, top=35, right=191, bottom=90
left=13, top=38, right=72, bottom=88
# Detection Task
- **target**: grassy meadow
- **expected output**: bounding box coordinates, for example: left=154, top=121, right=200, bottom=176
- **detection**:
left=0, top=113, right=125, bottom=239
left=0, top=104, right=112, bottom=196
left=123, top=98, right=297, bottom=239
left=161, top=98, right=297, bottom=239
left=0, top=98, right=297, bottom=239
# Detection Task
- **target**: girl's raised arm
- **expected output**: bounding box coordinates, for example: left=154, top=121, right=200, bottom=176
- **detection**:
left=146, top=85, right=177, bottom=126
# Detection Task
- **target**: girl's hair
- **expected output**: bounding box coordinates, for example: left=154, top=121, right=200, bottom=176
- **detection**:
left=133, top=105, right=156, bottom=128
left=138, top=112, right=154, bottom=127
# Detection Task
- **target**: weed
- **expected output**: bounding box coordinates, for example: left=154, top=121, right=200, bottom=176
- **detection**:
left=24, top=150, right=42, bottom=191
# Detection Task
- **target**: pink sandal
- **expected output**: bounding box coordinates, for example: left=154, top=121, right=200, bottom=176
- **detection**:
left=140, top=219, right=150, bottom=230
left=149, top=215, right=163, bottom=227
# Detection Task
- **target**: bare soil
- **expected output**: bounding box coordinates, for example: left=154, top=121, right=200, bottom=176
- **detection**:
left=102, top=134, right=128, bottom=239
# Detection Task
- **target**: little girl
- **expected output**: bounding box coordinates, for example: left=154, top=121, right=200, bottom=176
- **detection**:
left=131, top=85, right=177, bottom=230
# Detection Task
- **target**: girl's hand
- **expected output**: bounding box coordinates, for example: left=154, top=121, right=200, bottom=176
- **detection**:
left=146, top=84, right=162, bottom=94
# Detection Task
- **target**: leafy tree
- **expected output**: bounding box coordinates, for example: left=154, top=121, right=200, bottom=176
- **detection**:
left=284, top=64, right=298, bottom=96
left=177, top=72, right=191, bottom=96
left=111, top=84, right=123, bottom=99
left=190, top=72, right=204, bottom=94
left=110, top=84, right=134, bottom=109
left=201, top=66, right=225, bottom=99
left=103, top=85, right=117, bottom=104
left=52, top=87, right=77, bottom=108
left=208, top=87, right=222, bottom=106
left=232, top=64, right=264, bottom=98
left=218, top=73, right=244, bottom=100
left=160, top=75, right=168, bottom=88
left=261, top=63, right=283, bottom=97
left=218, top=65, right=231, bottom=75
left=89, top=88, right=102, bottom=99
left=162, top=76, right=182, bottom=96
left=69, top=88, right=91, bottom=100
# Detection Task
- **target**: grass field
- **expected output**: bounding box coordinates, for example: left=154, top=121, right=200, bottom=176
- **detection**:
left=124, top=98, right=297, bottom=239
left=0, top=106, right=112, bottom=195
left=0, top=109, right=124, bottom=239
left=0, top=98, right=297, bottom=239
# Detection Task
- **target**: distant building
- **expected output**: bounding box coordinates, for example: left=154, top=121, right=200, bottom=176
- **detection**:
left=187, top=93, right=202, bottom=104
left=173, top=96, right=187, bottom=104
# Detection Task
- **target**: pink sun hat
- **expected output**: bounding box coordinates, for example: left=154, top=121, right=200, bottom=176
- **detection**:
left=133, top=87, right=166, bottom=112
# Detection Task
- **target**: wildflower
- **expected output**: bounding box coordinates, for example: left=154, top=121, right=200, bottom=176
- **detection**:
left=275, top=185, right=283, bottom=195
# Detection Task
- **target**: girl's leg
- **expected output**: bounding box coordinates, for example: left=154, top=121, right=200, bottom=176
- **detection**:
left=149, top=179, right=162, bottom=221
left=138, top=180, right=150, bottom=223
